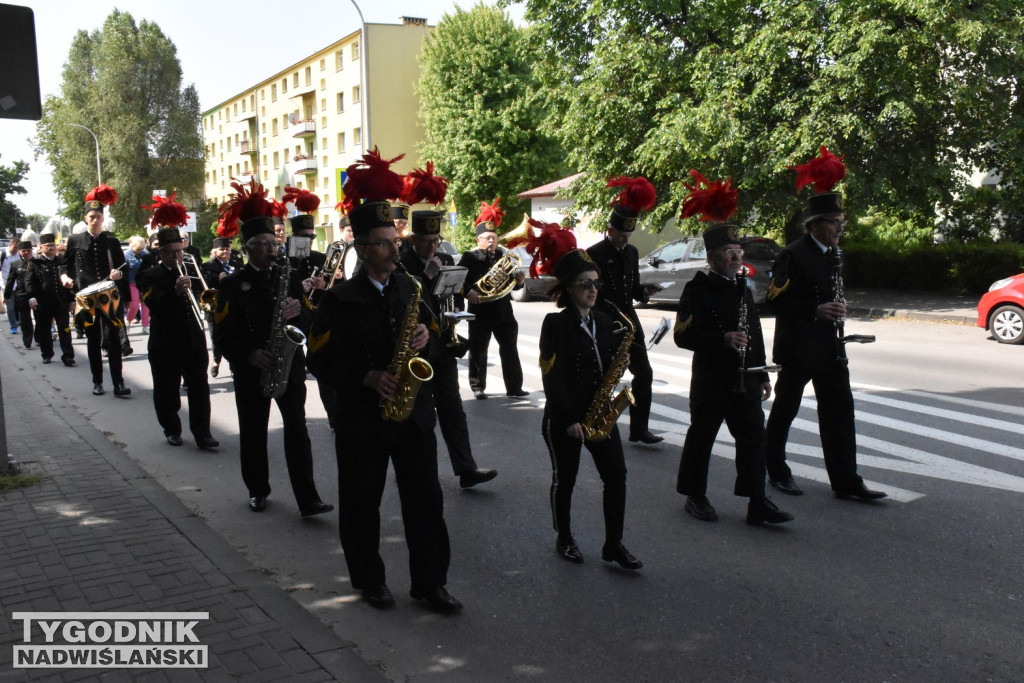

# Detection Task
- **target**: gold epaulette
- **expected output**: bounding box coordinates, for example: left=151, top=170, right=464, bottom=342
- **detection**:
left=767, top=279, right=789, bottom=301
left=140, top=286, right=153, bottom=303
left=213, top=301, right=230, bottom=324
left=674, top=315, right=692, bottom=335
left=307, top=329, right=331, bottom=355
left=539, top=353, right=556, bottom=375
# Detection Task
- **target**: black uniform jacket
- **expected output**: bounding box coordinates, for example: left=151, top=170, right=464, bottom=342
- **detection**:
left=674, top=270, right=769, bottom=397
left=25, top=255, right=71, bottom=305
left=767, top=233, right=841, bottom=369
left=540, top=306, right=617, bottom=430
left=586, top=238, right=647, bottom=327
left=4, top=257, right=30, bottom=301
left=457, top=247, right=515, bottom=325
left=289, top=250, right=326, bottom=308
left=212, top=263, right=311, bottom=376
left=307, top=269, right=436, bottom=432
left=140, top=263, right=208, bottom=352
left=200, top=255, right=244, bottom=289
left=60, top=231, right=129, bottom=302
left=399, top=246, right=464, bottom=335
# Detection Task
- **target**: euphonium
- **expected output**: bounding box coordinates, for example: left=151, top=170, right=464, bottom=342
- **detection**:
left=581, top=302, right=637, bottom=442
left=261, top=254, right=307, bottom=399
left=380, top=262, right=434, bottom=421
left=473, top=246, right=522, bottom=303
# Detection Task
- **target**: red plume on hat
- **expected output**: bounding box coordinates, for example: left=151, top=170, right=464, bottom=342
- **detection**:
left=269, top=199, right=289, bottom=218
left=791, top=145, right=846, bottom=193
left=282, top=186, right=321, bottom=214
left=341, top=146, right=406, bottom=213
left=399, top=162, right=448, bottom=206
left=85, top=183, right=118, bottom=206
left=514, top=219, right=576, bottom=278
left=678, top=170, right=738, bottom=223
left=475, top=198, right=505, bottom=228
left=218, top=178, right=272, bottom=237
left=606, top=176, right=656, bottom=213
left=142, top=193, right=188, bottom=228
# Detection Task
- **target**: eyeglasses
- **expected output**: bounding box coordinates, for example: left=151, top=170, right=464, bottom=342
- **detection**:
left=414, top=236, right=442, bottom=245
left=248, top=239, right=278, bottom=249
left=574, top=279, right=602, bottom=290
left=821, top=218, right=849, bottom=229
left=716, top=248, right=745, bottom=258
left=360, top=238, right=403, bottom=250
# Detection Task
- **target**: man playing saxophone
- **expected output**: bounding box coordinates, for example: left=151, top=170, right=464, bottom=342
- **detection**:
left=212, top=180, right=333, bottom=518
left=673, top=173, right=793, bottom=526
left=308, top=149, right=460, bottom=613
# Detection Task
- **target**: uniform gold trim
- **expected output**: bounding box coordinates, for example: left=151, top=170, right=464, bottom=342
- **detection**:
left=674, top=315, right=692, bottom=335
left=213, top=301, right=230, bottom=324
left=539, top=353, right=556, bottom=375
left=767, top=279, right=790, bottom=301
left=307, top=329, right=331, bottom=354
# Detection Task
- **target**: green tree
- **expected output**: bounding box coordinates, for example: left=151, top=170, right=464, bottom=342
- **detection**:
left=0, top=160, right=29, bottom=233
left=416, top=3, right=566, bottom=248
left=519, top=0, right=1024, bottom=243
left=33, top=10, right=204, bottom=236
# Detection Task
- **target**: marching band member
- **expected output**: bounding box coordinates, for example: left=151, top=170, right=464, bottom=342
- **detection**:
left=212, top=179, right=333, bottom=518
left=59, top=184, right=131, bottom=397
left=25, top=233, right=75, bottom=366
left=458, top=198, right=527, bottom=400
left=201, top=236, right=242, bottom=378
left=673, top=172, right=793, bottom=526
left=536, top=223, right=642, bottom=570
left=5, top=240, right=35, bottom=350
left=139, top=196, right=218, bottom=450
left=308, top=148, right=460, bottom=613
left=586, top=176, right=662, bottom=445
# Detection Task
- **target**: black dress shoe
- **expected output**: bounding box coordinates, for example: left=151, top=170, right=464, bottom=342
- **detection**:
left=113, top=382, right=131, bottom=398
left=473, top=390, right=487, bottom=400
left=300, top=501, right=334, bottom=518
left=62, top=358, right=76, bottom=367
left=835, top=481, right=887, bottom=501
left=166, top=434, right=183, bottom=447
left=210, top=364, right=219, bottom=378
left=556, top=536, right=584, bottom=564
left=629, top=431, right=664, bottom=445
left=195, top=435, right=219, bottom=450
left=248, top=496, right=267, bottom=512
left=410, top=586, right=463, bottom=613
left=506, top=389, right=529, bottom=398
left=121, top=345, right=133, bottom=356
left=684, top=495, right=718, bottom=522
left=769, top=476, right=804, bottom=496
left=459, top=468, right=497, bottom=488
left=92, top=384, right=105, bottom=396
left=41, top=357, right=52, bottom=364
left=360, top=584, right=395, bottom=608
left=602, top=543, right=643, bottom=570
left=747, top=497, right=795, bottom=525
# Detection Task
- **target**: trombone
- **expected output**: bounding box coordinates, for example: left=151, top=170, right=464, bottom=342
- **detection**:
left=175, top=257, right=207, bottom=333
left=182, top=253, right=217, bottom=313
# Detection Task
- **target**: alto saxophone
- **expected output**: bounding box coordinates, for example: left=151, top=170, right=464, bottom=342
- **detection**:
left=379, top=262, right=435, bottom=421
left=581, top=302, right=637, bottom=442
left=261, top=255, right=307, bottom=399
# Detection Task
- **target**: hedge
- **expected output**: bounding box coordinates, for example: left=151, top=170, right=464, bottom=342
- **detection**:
left=839, top=242, right=1024, bottom=294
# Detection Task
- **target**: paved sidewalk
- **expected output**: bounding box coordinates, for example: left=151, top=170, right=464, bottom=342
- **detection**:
left=845, top=288, right=979, bottom=324
left=0, top=336, right=382, bottom=681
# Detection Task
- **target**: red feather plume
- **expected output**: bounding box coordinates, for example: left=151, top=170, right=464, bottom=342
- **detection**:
left=342, top=146, right=406, bottom=206
left=791, top=145, right=846, bottom=193
left=519, top=218, right=577, bottom=277
left=399, top=162, right=448, bottom=206
left=85, top=183, right=118, bottom=206
left=218, top=178, right=273, bottom=232
left=606, top=176, right=656, bottom=213
left=217, top=217, right=239, bottom=239
left=475, top=198, right=505, bottom=228
left=678, top=170, right=738, bottom=223
left=282, top=186, right=321, bottom=214
left=268, top=199, right=288, bottom=219
left=142, top=193, right=189, bottom=228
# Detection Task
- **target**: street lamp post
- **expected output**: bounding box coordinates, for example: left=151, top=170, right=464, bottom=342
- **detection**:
left=349, top=0, right=370, bottom=150
left=67, top=123, right=102, bottom=185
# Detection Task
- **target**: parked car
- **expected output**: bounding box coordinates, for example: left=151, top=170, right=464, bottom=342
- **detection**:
left=438, top=239, right=459, bottom=261
left=509, top=246, right=557, bottom=302
left=637, top=235, right=782, bottom=305
left=976, top=272, right=1024, bottom=344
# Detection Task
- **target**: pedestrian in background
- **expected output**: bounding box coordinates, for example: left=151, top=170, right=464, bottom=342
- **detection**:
left=124, top=235, right=150, bottom=333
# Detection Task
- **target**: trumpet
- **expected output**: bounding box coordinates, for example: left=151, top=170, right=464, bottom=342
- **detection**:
left=182, top=253, right=217, bottom=312
left=175, top=258, right=206, bottom=333
left=314, top=241, right=346, bottom=294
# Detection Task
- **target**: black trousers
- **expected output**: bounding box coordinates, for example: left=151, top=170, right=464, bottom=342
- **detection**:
left=467, top=316, right=523, bottom=394
left=33, top=300, right=73, bottom=362
left=83, top=314, right=123, bottom=386
left=232, top=367, right=320, bottom=509
left=15, top=296, right=33, bottom=348
left=542, top=415, right=627, bottom=546
left=626, top=340, right=654, bottom=438
left=336, top=417, right=451, bottom=593
left=765, top=360, right=861, bottom=491
left=676, top=388, right=768, bottom=500
left=149, top=345, right=211, bottom=439
left=429, top=342, right=477, bottom=475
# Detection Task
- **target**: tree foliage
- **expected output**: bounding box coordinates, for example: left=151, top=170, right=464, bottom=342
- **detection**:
left=33, top=10, right=204, bottom=235
left=518, top=0, right=1024, bottom=243
left=0, top=160, right=29, bottom=232
left=416, top=3, right=567, bottom=248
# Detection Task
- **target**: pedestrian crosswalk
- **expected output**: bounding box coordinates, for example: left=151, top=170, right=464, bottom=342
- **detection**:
left=461, top=333, right=1024, bottom=502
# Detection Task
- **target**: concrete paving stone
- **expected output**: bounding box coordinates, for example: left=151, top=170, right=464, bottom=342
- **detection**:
left=214, top=633, right=269, bottom=656
left=245, top=642, right=288, bottom=670
left=216, top=650, right=259, bottom=676
left=278, top=646, right=326, bottom=674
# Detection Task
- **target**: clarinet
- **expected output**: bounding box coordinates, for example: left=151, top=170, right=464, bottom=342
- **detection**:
left=735, top=271, right=749, bottom=392
left=829, top=246, right=849, bottom=365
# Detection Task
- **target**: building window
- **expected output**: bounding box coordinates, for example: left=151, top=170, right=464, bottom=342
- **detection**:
left=261, top=122, right=266, bottom=133
left=354, top=127, right=362, bottom=145
left=335, top=51, right=343, bottom=70
left=337, top=132, right=345, bottom=152
left=293, top=73, right=299, bottom=88
left=273, top=152, right=280, bottom=168
left=283, top=114, right=289, bottom=129
left=322, top=155, right=328, bottom=167
left=233, top=103, right=238, bottom=116
left=261, top=106, right=265, bottom=116
left=304, top=66, right=312, bottom=85
left=272, top=119, right=278, bottom=136
left=319, top=58, right=325, bottom=71
left=321, top=137, right=327, bottom=149
left=336, top=92, right=344, bottom=112
left=226, top=138, right=231, bottom=152
left=320, top=78, right=326, bottom=91
left=321, top=116, right=327, bottom=128
left=281, top=77, right=287, bottom=93
left=353, top=85, right=360, bottom=103
left=320, top=98, right=326, bottom=112
left=262, top=154, right=267, bottom=166
left=241, top=99, right=246, bottom=113
left=260, top=88, right=265, bottom=100
left=271, top=84, right=277, bottom=101
left=352, top=41, right=359, bottom=60
left=249, top=94, right=255, bottom=110
left=212, top=170, right=216, bottom=182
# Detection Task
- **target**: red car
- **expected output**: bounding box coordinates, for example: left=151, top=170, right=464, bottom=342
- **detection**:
left=977, top=273, right=1024, bottom=344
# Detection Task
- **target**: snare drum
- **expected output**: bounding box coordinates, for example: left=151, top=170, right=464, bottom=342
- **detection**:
left=75, top=280, right=120, bottom=321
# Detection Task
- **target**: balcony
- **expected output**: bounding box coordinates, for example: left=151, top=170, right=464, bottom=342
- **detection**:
left=293, top=119, right=316, bottom=137
left=239, top=139, right=257, bottom=155
left=293, top=155, right=317, bottom=175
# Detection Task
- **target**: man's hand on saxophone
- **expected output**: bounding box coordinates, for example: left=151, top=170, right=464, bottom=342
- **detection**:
left=247, top=349, right=276, bottom=372
left=283, top=297, right=300, bottom=320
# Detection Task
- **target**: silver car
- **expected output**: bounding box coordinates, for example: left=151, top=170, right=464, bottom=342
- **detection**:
left=637, top=235, right=782, bottom=305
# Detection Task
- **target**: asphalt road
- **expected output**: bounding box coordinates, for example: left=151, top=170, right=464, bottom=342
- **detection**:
left=26, top=301, right=1024, bottom=681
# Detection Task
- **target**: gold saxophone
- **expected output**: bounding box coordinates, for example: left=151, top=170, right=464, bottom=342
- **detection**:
left=261, top=255, right=307, bottom=399
left=379, top=263, right=435, bottom=421
left=581, top=303, right=637, bottom=442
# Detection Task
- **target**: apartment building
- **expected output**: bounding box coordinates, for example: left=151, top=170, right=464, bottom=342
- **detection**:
left=201, top=17, right=432, bottom=244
